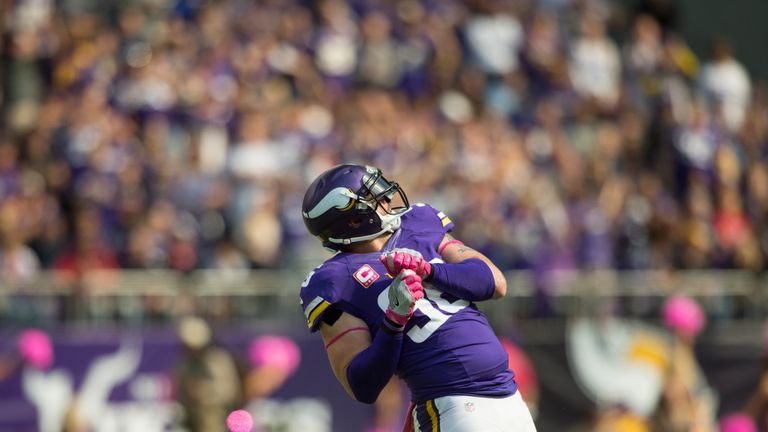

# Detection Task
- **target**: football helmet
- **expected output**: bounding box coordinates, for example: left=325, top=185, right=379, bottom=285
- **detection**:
left=302, top=164, right=410, bottom=250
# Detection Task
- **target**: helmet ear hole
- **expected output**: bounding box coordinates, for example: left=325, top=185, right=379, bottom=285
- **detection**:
left=348, top=218, right=362, bottom=229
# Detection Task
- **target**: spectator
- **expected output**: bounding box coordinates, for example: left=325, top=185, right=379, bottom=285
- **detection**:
left=652, top=295, right=718, bottom=432
left=0, top=199, right=41, bottom=287
left=463, top=0, right=524, bottom=77
left=634, top=0, right=680, bottom=34
left=175, top=316, right=241, bottom=432
left=700, top=39, right=752, bottom=133
left=568, top=13, right=622, bottom=110
left=240, top=335, right=332, bottom=432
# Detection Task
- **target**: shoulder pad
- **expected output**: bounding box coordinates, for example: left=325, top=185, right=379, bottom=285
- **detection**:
left=407, top=203, right=455, bottom=232
left=299, top=262, right=348, bottom=332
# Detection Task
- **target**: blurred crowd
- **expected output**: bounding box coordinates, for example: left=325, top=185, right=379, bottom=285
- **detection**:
left=0, top=0, right=766, bottom=290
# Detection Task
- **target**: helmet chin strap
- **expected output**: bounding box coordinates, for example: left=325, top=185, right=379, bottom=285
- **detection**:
left=379, top=211, right=403, bottom=232
left=326, top=208, right=410, bottom=246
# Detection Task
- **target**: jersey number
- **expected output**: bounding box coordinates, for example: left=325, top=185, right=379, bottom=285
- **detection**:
left=301, top=263, right=323, bottom=289
left=377, top=286, right=469, bottom=343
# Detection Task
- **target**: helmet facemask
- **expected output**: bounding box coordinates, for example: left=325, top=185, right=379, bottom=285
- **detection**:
left=357, top=167, right=410, bottom=222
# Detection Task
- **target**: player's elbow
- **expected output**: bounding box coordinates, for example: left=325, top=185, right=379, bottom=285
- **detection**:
left=492, top=276, right=507, bottom=299
left=344, top=383, right=377, bottom=404
left=355, top=393, right=378, bottom=404
left=346, top=371, right=381, bottom=404
left=349, top=383, right=379, bottom=404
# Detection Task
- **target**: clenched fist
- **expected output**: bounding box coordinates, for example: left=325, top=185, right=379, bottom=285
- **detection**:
left=384, top=269, right=424, bottom=326
left=380, top=248, right=432, bottom=279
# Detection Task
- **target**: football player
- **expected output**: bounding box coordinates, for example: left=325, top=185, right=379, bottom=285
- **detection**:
left=300, top=164, right=537, bottom=432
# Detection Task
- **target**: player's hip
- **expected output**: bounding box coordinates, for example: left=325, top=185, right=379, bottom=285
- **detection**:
left=409, top=392, right=537, bottom=432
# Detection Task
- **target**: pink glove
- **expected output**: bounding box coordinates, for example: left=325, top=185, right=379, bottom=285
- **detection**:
left=379, top=248, right=431, bottom=279
left=384, top=270, right=424, bottom=326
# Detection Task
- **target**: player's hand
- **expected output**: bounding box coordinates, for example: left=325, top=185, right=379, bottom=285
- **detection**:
left=380, top=248, right=431, bottom=279
left=384, top=269, right=424, bottom=326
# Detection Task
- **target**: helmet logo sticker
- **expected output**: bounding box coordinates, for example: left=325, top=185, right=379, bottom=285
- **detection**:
left=303, top=187, right=356, bottom=218
left=340, top=188, right=356, bottom=211
left=353, top=264, right=380, bottom=288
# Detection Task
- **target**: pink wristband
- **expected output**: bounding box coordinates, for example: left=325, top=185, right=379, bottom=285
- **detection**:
left=438, top=240, right=464, bottom=255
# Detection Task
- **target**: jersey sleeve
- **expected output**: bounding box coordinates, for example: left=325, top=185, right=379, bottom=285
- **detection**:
left=412, top=203, right=455, bottom=233
left=433, top=207, right=455, bottom=233
left=299, top=263, right=348, bottom=332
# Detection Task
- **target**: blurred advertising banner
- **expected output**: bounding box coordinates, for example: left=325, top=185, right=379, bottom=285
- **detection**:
left=0, top=321, right=763, bottom=432
left=0, top=327, right=375, bottom=432
left=520, top=319, right=765, bottom=431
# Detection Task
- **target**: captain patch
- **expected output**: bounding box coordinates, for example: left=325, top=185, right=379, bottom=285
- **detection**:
left=353, top=264, right=380, bottom=288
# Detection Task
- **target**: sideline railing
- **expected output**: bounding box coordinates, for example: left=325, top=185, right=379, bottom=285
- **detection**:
left=0, top=269, right=765, bottom=325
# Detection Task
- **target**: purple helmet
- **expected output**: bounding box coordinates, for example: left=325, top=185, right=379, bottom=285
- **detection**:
left=302, top=164, right=409, bottom=250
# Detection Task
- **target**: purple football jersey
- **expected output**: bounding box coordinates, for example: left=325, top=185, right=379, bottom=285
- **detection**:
left=299, top=203, right=517, bottom=403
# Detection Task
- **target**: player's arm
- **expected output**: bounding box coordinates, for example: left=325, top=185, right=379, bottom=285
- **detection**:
left=317, top=271, right=423, bottom=404
left=319, top=311, right=373, bottom=398
left=436, top=233, right=507, bottom=299
left=380, top=239, right=506, bottom=301
left=380, top=238, right=507, bottom=301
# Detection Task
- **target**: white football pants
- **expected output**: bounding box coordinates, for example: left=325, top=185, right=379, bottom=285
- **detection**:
left=411, top=392, right=537, bottom=432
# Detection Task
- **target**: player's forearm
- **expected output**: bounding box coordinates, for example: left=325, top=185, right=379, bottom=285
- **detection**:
left=426, top=258, right=501, bottom=301
left=345, top=319, right=404, bottom=404
left=438, top=239, right=507, bottom=298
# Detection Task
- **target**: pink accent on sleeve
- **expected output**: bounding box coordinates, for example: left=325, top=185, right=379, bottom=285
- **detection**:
left=324, top=326, right=369, bottom=349
left=438, top=239, right=464, bottom=255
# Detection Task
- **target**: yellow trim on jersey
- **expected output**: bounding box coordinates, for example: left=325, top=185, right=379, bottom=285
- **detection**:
left=307, top=300, right=331, bottom=328
left=303, top=296, right=324, bottom=320
left=441, top=217, right=452, bottom=227
left=426, top=399, right=439, bottom=432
